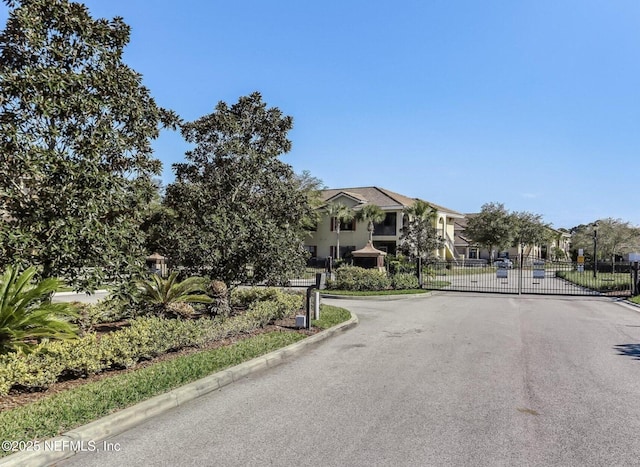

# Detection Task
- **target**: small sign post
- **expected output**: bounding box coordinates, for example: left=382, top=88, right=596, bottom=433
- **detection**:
left=577, top=248, right=585, bottom=272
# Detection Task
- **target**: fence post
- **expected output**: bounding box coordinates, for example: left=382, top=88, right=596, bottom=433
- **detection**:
left=305, top=286, right=314, bottom=330
left=633, top=262, right=639, bottom=296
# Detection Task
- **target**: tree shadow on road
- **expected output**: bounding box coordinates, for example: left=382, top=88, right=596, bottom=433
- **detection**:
left=614, top=344, right=640, bottom=360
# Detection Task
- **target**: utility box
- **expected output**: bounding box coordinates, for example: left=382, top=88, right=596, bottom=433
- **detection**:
left=316, top=273, right=327, bottom=290
left=295, top=315, right=306, bottom=329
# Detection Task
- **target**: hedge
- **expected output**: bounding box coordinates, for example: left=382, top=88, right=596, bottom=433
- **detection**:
left=327, top=266, right=392, bottom=291
left=0, top=291, right=303, bottom=396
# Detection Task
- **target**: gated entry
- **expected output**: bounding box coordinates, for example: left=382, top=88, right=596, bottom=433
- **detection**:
left=423, top=261, right=633, bottom=297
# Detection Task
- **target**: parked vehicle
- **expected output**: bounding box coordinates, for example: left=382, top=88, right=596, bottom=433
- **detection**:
left=494, top=258, right=514, bottom=269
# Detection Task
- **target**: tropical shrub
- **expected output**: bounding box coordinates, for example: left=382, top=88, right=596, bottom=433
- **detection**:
left=327, top=266, right=391, bottom=291
left=392, top=273, right=420, bottom=290
left=135, top=272, right=212, bottom=318
left=0, top=265, right=79, bottom=354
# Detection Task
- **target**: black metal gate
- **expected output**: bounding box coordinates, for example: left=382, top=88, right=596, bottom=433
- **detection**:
left=423, top=261, right=633, bottom=297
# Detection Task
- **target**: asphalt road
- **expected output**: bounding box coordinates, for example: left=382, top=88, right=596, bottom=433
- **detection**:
left=62, top=293, right=640, bottom=467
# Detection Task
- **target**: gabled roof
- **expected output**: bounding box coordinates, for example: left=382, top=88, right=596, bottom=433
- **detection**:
left=320, top=186, right=463, bottom=216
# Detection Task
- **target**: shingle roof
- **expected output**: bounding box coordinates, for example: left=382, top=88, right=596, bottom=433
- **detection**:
left=320, top=186, right=463, bottom=216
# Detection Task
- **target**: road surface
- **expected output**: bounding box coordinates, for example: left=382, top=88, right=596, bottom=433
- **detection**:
left=63, top=293, right=640, bottom=466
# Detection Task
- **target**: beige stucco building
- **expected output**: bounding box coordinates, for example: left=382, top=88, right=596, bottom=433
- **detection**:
left=454, top=217, right=572, bottom=262
left=304, top=186, right=464, bottom=261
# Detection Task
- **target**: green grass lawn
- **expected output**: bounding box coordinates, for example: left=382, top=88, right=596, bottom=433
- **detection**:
left=427, top=267, right=496, bottom=276
left=556, top=271, right=631, bottom=292
left=0, top=332, right=304, bottom=450
left=0, top=306, right=352, bottom=455
left=312, top=305, right=352, bottom=328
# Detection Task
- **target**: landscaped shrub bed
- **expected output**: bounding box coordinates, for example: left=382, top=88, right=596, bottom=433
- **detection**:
left=327, top=265, right=427, bottom=292
left=0, top=332, right=307, bottom=454
left=0, top=291, right=303, bottom=396
left=327, top=266, right=392, bottom=291
left=391, top=273, right=420, bottom=290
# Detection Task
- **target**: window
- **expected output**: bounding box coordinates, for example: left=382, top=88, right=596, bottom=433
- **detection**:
left=305, top=245, right=317, bottom=258
left=330, top=217, right=356, bottom=231
left=373, top=213, right=396, bottom=236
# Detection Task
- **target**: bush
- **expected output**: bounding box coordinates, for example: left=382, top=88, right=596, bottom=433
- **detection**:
left=135, top=272, right=212, bottom=318
left=392, top=273, right=420, bottom=290
left=231, top=287, right=303, bottom=309
left=387, top=255, right=415, bottom=275
left=0, top=290, right=303, bottom=395
left=74, top=298, right=136, bottom=333
left=327, top=266, right=391, bottom=291
left=0, top=265, right=79, bottom=354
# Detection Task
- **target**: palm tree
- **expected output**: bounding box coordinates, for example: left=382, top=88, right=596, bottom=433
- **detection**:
left=0, top=265, right=79, bottom=354
left=136, top=272, right=213, bottom=318
left=400, top=200, right=440, bottom=287
left=400, top=200, right=440, bottom=259
left=325, top=202, right=354, bottom=259
left=355, top=204, right=386, bottom=243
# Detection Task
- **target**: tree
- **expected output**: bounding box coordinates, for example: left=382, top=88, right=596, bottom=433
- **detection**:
left=163, top=92, right=313, bottom=287
left=295, top=170, right=325, bottom=232
left=399, top=200, right=442, bottom=261
left=571, top=218, right=640, bottom=271
left=140, top=179, right=176, bottom=256
left=325, top=202, right=355, bottom=259
left=510, top=211, right=551, bottom=258
left=0, top=0, right=178, bottom=291
left=355, top=204, right=386, bottom=243
left=464, top=202, right=514, bottom=261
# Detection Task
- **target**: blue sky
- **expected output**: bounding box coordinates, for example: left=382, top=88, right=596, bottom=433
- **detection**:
left=2, top=0, right=639, bottom=228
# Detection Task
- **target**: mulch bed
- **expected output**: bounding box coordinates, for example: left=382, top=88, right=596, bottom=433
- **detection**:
left=0, top=312, right=319, bottom=413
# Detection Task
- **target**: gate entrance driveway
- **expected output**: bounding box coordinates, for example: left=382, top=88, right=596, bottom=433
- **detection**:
left=63, top=294, right=640, bottom=467
left=424, top=261, right=632, bottom=297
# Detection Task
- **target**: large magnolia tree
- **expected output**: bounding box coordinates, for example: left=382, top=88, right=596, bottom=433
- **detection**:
left=0, top=0, right=177, bottom=291
left=163, top=92, right=314, bottom=286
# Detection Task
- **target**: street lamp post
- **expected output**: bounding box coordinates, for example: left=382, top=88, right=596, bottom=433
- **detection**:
left=593, top=223, right=598, bottom=279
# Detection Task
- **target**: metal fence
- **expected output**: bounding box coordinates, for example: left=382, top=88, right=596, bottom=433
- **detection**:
left=422, top=261, right=633, bottom=297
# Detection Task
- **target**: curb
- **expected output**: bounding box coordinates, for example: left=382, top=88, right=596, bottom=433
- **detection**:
left=1, top=313, right=358, bottom=467
left=321, top=291, right=434, bottom=300
left=52, top=290, right=109, bottom=297
left=614, top=297, right=640, bottom=313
